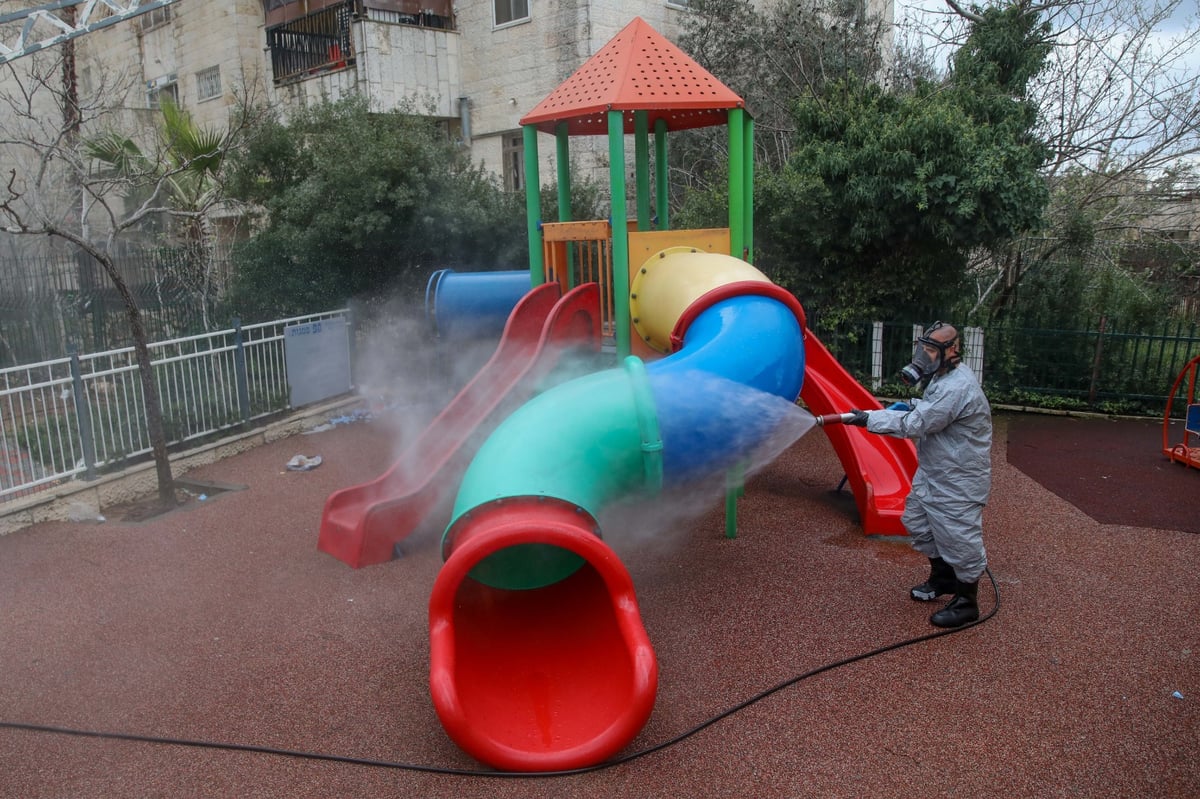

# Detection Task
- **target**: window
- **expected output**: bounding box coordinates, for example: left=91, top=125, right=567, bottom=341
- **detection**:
left=503, top=133, right=524, bottom=192
left=141, top=5, right=172, bottom=29
left=147, top=75, right=179, bottom=109
left=494, top=0, right=529, bottom=27
left=196, top=66, right=222, bottom=101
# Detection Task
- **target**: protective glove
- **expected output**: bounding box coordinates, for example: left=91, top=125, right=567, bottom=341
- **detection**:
left=888, top=401, right=912, bottom=412
left=845, top=409, right=869, bottom=427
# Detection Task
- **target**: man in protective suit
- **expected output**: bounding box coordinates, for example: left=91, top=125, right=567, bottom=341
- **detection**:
left=844, top=322, right=992, bottom=628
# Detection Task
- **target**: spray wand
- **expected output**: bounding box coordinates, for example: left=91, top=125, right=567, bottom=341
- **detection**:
left=812, top=412, right=859, bottom=427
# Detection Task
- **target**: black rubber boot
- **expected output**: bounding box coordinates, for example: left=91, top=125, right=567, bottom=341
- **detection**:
left=930, top=580, right=980, bottom=628
left=910, top=557, right=956, bottom=601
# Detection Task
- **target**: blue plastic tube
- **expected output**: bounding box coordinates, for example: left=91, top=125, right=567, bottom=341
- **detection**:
left=425, top=269, right=531, bottom=339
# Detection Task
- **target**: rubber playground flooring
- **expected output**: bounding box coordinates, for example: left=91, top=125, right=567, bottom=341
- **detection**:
left=0, top=409, right=1195, bottom=798
left=1005, top=412, right=1196, bottom=534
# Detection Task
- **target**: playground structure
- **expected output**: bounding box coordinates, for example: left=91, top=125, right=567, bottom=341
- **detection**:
left=1163, top=353, right=1200, bottom=470
left=319, top=18, right=916, bottom=771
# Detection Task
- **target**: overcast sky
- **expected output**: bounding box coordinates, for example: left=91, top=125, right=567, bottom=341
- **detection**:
left=892, top=0, right=1200, bottom=74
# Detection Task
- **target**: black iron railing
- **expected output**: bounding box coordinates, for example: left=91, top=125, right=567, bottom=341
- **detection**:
left=266, top=1, right=358, bottom=84
left=266, top=1, right=457, bottom=84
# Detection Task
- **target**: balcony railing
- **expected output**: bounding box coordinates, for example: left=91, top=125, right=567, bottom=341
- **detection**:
left=266, top=0, right=456, bottom=85
left=267, top=1, right=358, bottom=85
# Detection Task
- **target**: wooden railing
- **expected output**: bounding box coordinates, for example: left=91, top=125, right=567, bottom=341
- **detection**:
left=541, top=220, right=617, bottom=338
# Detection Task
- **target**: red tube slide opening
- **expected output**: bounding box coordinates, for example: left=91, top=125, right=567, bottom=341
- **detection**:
left=429, top=499, right=658, bottom=771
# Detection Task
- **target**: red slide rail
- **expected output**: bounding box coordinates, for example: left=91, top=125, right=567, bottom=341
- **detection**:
left=799, top=329, right=917, bottom=536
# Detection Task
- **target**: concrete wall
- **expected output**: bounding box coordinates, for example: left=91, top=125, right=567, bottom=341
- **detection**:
left=0, top=395, right=362, bottom=537
left=455, top=0, right=693, bottom=187
left=75, top=0, right=268, bottom=136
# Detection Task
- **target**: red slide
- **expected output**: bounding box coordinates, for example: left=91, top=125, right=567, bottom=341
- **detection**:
left=799, top=329, right=918, bottom=536
left=318, top=282, right=601, bottom=568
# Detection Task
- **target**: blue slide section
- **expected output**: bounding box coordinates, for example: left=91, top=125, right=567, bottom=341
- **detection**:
left=441, top=292, right=806, bottom=543
left=425, top=269, right=531, bottom=339
left=649, top=294, right=805, bottom=484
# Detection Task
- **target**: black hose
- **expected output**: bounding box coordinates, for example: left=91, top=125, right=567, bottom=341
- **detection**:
left=0, top=569, right=999, bottom=779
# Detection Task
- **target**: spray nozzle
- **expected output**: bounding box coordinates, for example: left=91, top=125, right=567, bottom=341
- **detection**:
left=813, top=412, right=860, bottom=427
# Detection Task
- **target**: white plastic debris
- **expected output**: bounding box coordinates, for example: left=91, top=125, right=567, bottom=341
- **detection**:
left=66, top=501, right=105, bottom=523
left=286, top=455, right=323, bottom=471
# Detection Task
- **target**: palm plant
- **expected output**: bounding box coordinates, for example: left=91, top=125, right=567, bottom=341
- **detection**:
left=86, top=97, right=230, bottom=328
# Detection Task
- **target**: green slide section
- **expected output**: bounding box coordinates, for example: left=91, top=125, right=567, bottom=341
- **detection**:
left=444, top=358, right=662, bottom=590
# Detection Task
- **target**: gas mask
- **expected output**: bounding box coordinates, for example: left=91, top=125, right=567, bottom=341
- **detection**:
left=898, top=322, right=958, bottom=387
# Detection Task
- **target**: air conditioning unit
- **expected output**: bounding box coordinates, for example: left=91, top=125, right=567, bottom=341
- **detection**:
left=146, top=73, right=177, bottom=90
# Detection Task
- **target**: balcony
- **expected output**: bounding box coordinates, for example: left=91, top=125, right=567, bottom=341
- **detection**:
left=266, top=0, right=456, bottom=86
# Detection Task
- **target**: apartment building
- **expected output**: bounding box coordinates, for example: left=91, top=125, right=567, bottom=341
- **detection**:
left=55, top=0, right=705, bottom=190
left=8, top=0, right=894, bottom=184
left=1, top=0, right=897, bottom=266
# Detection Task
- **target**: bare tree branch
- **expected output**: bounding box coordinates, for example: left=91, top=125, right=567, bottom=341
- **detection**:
left=2, top=46, right=267, bottom=503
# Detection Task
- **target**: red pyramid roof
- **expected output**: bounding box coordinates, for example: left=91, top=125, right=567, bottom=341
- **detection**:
left=519, top=17, right=745, bottom=136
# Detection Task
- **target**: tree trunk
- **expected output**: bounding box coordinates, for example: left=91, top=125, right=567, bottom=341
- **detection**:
left=101, top=254, right=175, bottom=505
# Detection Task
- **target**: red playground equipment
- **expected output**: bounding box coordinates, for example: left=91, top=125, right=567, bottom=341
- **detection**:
left=1163, top=353, right=1200, bottom=470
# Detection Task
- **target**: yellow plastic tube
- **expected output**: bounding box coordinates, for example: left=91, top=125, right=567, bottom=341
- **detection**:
left=628, top=247, right=775, bottom=353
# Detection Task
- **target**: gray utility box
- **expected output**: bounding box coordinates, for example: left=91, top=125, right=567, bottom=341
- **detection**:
left=283, top=317, right=352, bottom=408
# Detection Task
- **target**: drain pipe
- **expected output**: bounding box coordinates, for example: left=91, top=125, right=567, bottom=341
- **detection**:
left=458, top=96, right=471, bottom=146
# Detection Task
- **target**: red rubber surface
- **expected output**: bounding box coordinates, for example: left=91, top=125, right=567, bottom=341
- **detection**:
left=0, top=412, right=1195, bottom=797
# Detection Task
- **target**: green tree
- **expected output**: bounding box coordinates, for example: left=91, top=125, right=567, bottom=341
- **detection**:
left=756, top=2, right=1052, bottom=324
left=675, top=0, right=889, bottom=194
left=225, top=97, right=526, bottom=320
left=919, top=0, right=1200, bottom=324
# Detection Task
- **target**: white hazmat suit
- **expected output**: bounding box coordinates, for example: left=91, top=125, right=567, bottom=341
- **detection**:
left=867, top=363, right=992, bottom=581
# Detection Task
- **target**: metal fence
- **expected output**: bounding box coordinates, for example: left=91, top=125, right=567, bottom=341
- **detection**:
left=4, top=300, right=1196, bottom=503
left=0, top=248, right=232, bottom=368
left=811, top=317, right=1200, bottom=416
left=0, top=310, right=347, bottom=503
left=266, top=0, right=358, bottom=84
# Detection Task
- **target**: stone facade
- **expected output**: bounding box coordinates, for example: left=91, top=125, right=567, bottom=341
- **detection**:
left=1, top=0, right=895, bottom=235
left=73, top=1, right=268, bottom=135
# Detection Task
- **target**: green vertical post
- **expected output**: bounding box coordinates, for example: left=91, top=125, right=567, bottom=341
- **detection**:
left=655, top=119, right=669, bottom=230
left=724, top=461, right=745, bottom=539
left=743, top=115, right=755, bottom=264
left=728, top=108, right=745, bottom=260
left=523, top=125, right=544, bottom=285
left=608, top=110, right=631, bottom=358
left=724, top=108, right=750, bottom=538
left=556, top=123, right=575, bottom=287
left=634, top=111, right=651, bottom=231
left=556, top=123, right=571, bottom=222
